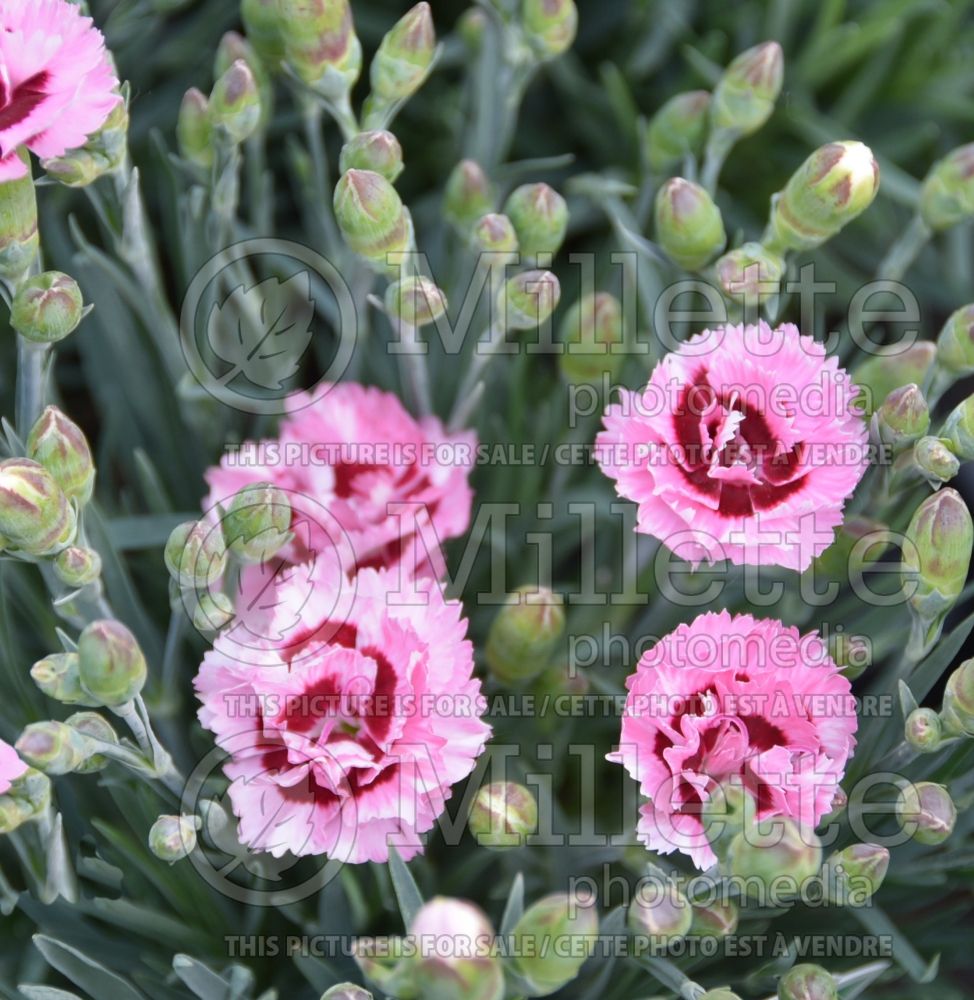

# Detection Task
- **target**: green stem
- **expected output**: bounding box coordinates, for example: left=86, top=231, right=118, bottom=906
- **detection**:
left=395, top=321, right=432, bottom=417
left=876, top=213, right=932, bottom=281
left=700, top=126, right=738, bottom=195
left=15, top=336, right=51, bottom=437
left=449, top=321, right=504, bottom=430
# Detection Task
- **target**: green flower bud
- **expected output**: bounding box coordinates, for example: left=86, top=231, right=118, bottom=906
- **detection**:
left=192, top=591, right=236, bottom=634
left=0, top=766, right=51, bottom=833
left=777, top=964, right=838, bottom=1000
left=853, top=341, right=936, bottom=417
left=821, top=843, right=889, bottom=905
left=42, top=149, right=113, bottom=187
left=941, top=659, right=974, bottom=737
left=689, top=899, right=738, bottom=939
left=321, top=987, right=373, bottom=1000
left=10, top=272, right=85, bottom=344
left=77, top=619, right=148, bottom=707
left=177, top=88, right=214, bottom=169
left=904, top=707, right=943, bottom=753
left=0, top=794, right=31, bottom=834
left=242, top=0, right=286, bottom=67
left=714, top=242, right=784, bottom=304
left=896, top=781, right=957, bottom=845
left=470, top=213, right=519, bottom=264
left=485, top=585, right=565, bottom=683
left=644, top=91, right=711, bottom=173
left=165, top=520, right=227, bottom=590
left=277, top=0, right=362, bottom=96
left=829, top=633, right=872, bottom=682
left=457, top=9, right=488, bottom=53
left=941, top=394, right=974, bottom=461
left=468, top=781, right=537, bottom=849
left=559, top=292, right=625, bottom=385
left=369, top=3, right=436, bottom=104
left=503, top=182, right=568, bottom=260
left=31, top=652, right=98, bottom=707
left=919, top=143, right=974, bottom=230
left=216, top=31, right=272, bottom=130
left=352, top=937, right=412, bottom=996
left=511, top=893, right=599, bottom=995
left=444, top=159, right=494, bottom=231
left=655, top=177, right=725, bottom=271
left=385, top=276, right=448, bottom=328
left=54, top=546, right=102, bottom=588
left=0, top=458, right=76, bottom=556
left=66, top=711, right=118, bottom=774
left=340, top=130, right=403, bottom=182
left=902, top=488, right=972, bottom=628
left=711, top=41, right=783, bottom=136
left=725, top=817, right=823, bottom=897
left=872, top=383, right=929, bottom=452
left=334, top=169, right=413, bottom=271
left=27, top=406, right=95, bottom=504
left=149, top=814, right=198, bottom=862
left=914, top=435, right=959, bottom=486
left=768, top=141, right=880, bottom=252
left=0, top=153, right=39, bottom=283
left=209, top=59, right=261, bottom=145
left=409, top=897, right=504, bottom=1000
left=16, top=721, right=90, bottom=776
left=522, top=0, right=578, bottom=60
left=223, top=483, right=292, bottom=563
left=628, top=880, right=692, bottom=947
left=936, top=303, right=974, bottom=377
left=497, top=269, right=561, bottom=332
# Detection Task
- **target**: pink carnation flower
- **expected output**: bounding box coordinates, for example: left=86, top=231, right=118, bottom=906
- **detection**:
left=205, top=382, right=476, bottom=577
left=596, top=322, right=867, bottom=570
left=609, top=611, right=857, bottom=870
left=0, top=0, right=120, bottom=181
left=195, top=565, right=490, bottom=863
left=0, top=737, right=27, bottom=794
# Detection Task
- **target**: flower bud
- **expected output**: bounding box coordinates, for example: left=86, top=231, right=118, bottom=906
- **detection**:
left=11, top=272, right=85, bottom=345
left=409, top=897, right=504, bottom=1000
left=485, top=585, right=565, bottom=683
left=468, top=781, right=537, bottom=849
left=497, top=270, right=560, bottom=332
left=936, top=303, right=974, bottom=377
left=777, top=964, right=838, bottom=1000
left=54, top=546, right=102, bottom=588
left=66, top=711, right=118, bottom=774
left=352, top=937, right=412, bottom=996
left=828, top=633, right=872, bottom=681
left=644, top=91, right=711, bottom=172
left=217, top=32, right=272, bottom=130
left=919, top=143, right=974, bottom=230
left=222, top=483, right=292, bottom=563
left=209, top=60, right=261, bottom=145
left=655, top=178, right=725, bottom=271
left=914, top=435, right=959, bottom=486
left=853, top=341, right=935, bottom=417
left=628, top=880, right=692, bottom=947
left=77, top=619, right=148, bottom=707
left=242, top=0, right=286, bottom=66
left=896, top=781, right=957, bottom=845
left=334, top=169, right=413, bottom=271
left=821, top=843, right=889, bottom=906
left=165, top=520, right=227, bottom=590
left=0, top=795, right=31, bottom=834
left=277, top=0, right=362, bottom=96
left=0, top=154, right=39, bottom=283
left=711, top=41, right=783, bottom=136
left=559, top=292, right=624, bottom=385
left=177, top=88, right=214, bottom=169
left=941, top=659, right=974, bottom=737
left=470, top=213, right=519, bottom=264
left=902, top=488, right=972, bottom=628
left=904, top=707, right=943, bottom=752
left=522, top=0, right=578, bottom=60
left=871, top=383, right=929, bottom=452
left=444, top=160, right=494, bottom=231
left=689, top=900, right=738, bottom=939
left=503, top=182, right=568, bottom=260
left=457, top=9, right=488, bottom=53
left=511, top=893, right=599, bottom=995
left=715, top=242, right=784, bottom=304
left=192, top=591, right=236, bottom=634
left=0, top=458, right=76, bottom=556
left=16, top=721, right=90, bottom=776
left=31, top=652, right=97, bottom=707
left=43, top=94, right=129, bottom=186
left=941, top=394, right=974, bottom=461
left=42, top=150, right=114, bottom=188
left=149, top=814, right=198, bottom=862
left=321, top=987, right=373, bottom=1000
left=385, top=276, right=448, bottom=328
left=369, top=3, right=436, bottom=105
left=27, top=406, right=95, bottom=504
left=340, top=130, right=404, bottom=182
left=0, top=764, right=51, bottom=833
left=725, top=817, right=822, bottom=897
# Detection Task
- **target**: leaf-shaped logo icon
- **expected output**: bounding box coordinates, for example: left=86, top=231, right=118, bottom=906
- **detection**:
left=207, top=272, right=315, bottom=390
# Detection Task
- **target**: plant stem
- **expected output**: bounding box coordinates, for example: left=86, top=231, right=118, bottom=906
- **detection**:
left=700, top=126, right=737, bottom=195
left=15, top=337, right=51, bottom=437
left=394, top=321, right=432, bottom=417
left=876, top=213, right=932, bottom=281
left=449, top=321, right=505, bottom=430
